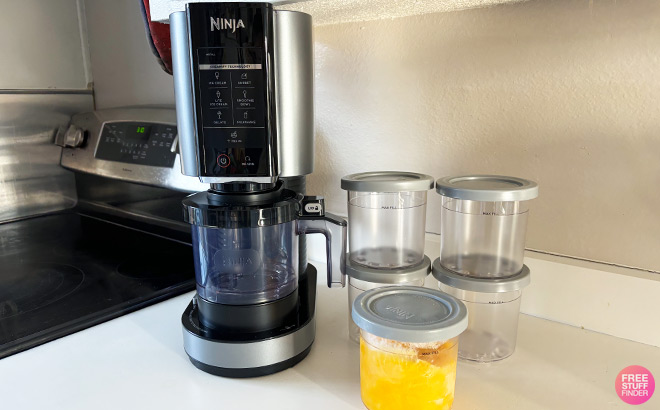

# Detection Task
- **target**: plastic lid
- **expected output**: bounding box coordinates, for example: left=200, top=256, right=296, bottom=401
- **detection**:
left=352, top=286, right=468, bottom=343
left=341, top=171, right=434, bottom=192
left=432, top=259, right=531, bottom=292
left=346, top=255, right=431, bottom=284
left=435, top=175, right=538, bottom=201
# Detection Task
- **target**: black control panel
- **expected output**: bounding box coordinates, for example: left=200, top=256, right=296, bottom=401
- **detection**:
left=95, top=122, right=177, bottom=167
left=188, top=2, right=276, bottom=178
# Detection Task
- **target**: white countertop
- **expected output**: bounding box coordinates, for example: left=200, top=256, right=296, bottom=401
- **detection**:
left=1, top=268, right=658, bottom=410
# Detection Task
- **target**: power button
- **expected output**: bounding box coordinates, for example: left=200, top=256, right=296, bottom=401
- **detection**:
left=217, top=154, right=230, bottom=168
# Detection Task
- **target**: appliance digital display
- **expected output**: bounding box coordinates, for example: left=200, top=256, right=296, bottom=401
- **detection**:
left=126, top=124, right=152, bottom=141
left=95, top=121, right=177, bottom=167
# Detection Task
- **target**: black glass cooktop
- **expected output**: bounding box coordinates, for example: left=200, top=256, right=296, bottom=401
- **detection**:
left=0, top=211, right=195, bottom=359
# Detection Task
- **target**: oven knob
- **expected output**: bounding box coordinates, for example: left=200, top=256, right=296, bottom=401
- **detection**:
left=55, top=124, right=86, bottom=148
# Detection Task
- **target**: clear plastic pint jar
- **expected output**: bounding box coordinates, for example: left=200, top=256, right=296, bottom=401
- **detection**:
left=433, top=259, right=530, bottom=362
left=191, top=222, right=299, bottom=305
left=346, top=256, right=431, bottom=343
left=436, top=175, right=538, bottom=278
left=341, top=172, right=434, bottom=269
left=352, top=287, right=468, bottom=410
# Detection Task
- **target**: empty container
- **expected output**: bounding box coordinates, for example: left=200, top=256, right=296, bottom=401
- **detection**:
left=346, top=256, right=430, bottom=343
left=191, top=222, right=299, bottom=306
left=433, top=259, right=530, bottom=362
left=436, top=175, right=538, bottom=278
left=352, top=286, right=468, bottom=410
left=341, top=172, right=434, bottom=269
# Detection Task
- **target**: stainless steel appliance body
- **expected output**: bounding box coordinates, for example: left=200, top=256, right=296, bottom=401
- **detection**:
left=0, top=92, right=92, bottom=223
left=170, top=3, right=314, bottom=182
left=171, top=2, right=346, bottom=378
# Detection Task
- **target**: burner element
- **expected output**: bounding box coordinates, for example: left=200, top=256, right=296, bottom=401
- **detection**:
left=0, top=263, right=85, bottom=319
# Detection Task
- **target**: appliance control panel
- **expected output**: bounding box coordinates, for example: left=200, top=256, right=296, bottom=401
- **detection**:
left=95, top=121, right=177, bottom=167
left=188, top=2, right=276, bottom=178
left=60, top=108, right=208, bottom=193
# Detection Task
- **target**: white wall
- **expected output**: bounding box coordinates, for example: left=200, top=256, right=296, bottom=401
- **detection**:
left=85, top=0, right=660, bottom=273
left=0, top=0, right=90, bottom=89
left=309, top=0, right=660, bottom=272
left=84, top=0, right=174, bottom=108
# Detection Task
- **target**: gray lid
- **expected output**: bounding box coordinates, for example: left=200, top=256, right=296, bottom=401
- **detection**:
left=352, top=286, right=468, bottom=343
left=347, top=255, right=431, bottom=284
left=432, top=259, right=531, bottom=292
left=436, top=175, right=538, bottom=201
left=341, top=171, right=434, bottom=192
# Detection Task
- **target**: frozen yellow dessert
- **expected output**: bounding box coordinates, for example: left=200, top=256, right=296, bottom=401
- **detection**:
left=360, top=332, right=458, bottom=410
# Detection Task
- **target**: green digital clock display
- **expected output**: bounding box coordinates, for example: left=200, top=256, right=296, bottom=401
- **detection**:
left=127, top=124, right=151, bottom=141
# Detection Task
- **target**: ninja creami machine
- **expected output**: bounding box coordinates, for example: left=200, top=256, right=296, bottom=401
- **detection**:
left=170, top=2, right=346, bottom=377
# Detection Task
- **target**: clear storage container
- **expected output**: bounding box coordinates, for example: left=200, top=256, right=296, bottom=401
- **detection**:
left=433, top=259, right=530, bottom=362
left=341, top=172, right=434, bottom=269
left=191, top=222, right=299, bottom=305
left=346, top=256, right=431, bottom=343
left=352, top=287, right=468, bottom=410
left=436, top=175, right=538, bottom=278
left=186, top=190, right=348, bottom=308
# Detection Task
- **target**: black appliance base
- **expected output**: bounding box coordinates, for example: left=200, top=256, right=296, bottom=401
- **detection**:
left=196, top=287, right=299, bottom=332
left=181, top=265, right=317, bottom=378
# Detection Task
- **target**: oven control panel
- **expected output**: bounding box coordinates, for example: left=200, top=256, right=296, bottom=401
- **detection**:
left=60, top=107, right=208, bottom=193
left=95, top=121, right=177, bottom=167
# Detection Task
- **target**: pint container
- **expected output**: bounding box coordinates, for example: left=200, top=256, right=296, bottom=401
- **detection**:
left=436, top=175, right=538, bottom=278
left=341, top=172, right=434, bottom=269
left=352, top=287, right=468, bottom=410
left=433, top=260, right=530, bottom=362
left=346, top=257, right=431, bottom=343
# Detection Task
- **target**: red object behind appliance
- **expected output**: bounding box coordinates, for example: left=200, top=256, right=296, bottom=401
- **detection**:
left=142, top=0, right=173, bottom=74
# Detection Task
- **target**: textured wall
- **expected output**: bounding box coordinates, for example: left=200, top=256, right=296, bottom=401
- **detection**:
left=88, top=0, right=660, bottom=271
left=282, top=0, right=527, bottom=25
left=148, top=0, right=526, bottom=23
left=148, top=0, right=292, bottom=22
left=309, top=0, right=660, bottom=272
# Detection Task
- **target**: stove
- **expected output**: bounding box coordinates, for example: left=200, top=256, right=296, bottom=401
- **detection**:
left=0, top=211, right=195, bottom=359
left=0, top=107, right=208, bottom=359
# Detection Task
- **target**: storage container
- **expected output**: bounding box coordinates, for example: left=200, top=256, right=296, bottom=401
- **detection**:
left=352, top=287, right=468, bottom=410
left=436, top=175, right=538, bottom=278
left=191, top=222, right=299, bottom=305
left=341, top=172, right=434, bottom=269
left=433, top=260, right=530, bottom=362
left=346, top=256, right=430, bottom=343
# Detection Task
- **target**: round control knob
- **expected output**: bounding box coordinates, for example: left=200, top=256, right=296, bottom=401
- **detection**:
left=63, top=125, right=85, bottom=148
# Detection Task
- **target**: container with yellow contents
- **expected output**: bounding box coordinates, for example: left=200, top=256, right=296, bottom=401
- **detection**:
left=352, top=287, right=468, bottom=410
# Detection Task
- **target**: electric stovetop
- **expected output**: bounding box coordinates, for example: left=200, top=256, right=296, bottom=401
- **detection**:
left=0, top=211, right=195, bottom=359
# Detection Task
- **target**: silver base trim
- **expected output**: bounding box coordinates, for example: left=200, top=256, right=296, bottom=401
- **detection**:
left=182, top=316, right=316, bottom=369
